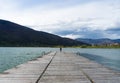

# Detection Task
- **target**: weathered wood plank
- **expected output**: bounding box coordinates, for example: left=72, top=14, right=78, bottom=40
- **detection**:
left=0, top=52, right=120, bottom=83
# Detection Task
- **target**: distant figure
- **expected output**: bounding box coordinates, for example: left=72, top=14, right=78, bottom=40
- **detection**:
left=60, top=47, right=62, bottom=52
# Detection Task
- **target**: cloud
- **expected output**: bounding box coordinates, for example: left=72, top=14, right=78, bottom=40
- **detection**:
left=0, top=0, right=120, bottom=39
left=55, top=27, right=105, bottom=39
left=107, top=28, right=120, bottom=32
left=62, top=34, right=82, bottom=39
left=105, top=26, right=120, bottom=39
left=56, top=26, right=120, bottom=39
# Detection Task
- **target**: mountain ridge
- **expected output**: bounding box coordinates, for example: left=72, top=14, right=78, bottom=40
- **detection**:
left=0, top=19, right=88, bottom=47
left=76, top=38, right=120, bottom=45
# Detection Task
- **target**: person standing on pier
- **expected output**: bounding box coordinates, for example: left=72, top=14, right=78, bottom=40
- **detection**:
left=60, top=47, right=62, bottom=52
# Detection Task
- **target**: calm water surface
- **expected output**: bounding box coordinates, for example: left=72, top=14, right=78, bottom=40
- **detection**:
left=0, top=47, right=58, bottom=73
left=63, top=48, right=120, bottom=71
left=0, top=47, right=120, bottom=73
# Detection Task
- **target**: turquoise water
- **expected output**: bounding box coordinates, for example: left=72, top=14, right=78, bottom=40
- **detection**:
left=63, top=48, right=120, bottom=71
left=0, top=47, right=59, bottom=73
left=0, top=47, right=120, bottom=73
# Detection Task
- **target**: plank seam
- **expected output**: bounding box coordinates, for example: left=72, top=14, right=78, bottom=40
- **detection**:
left=35, top=52, right=57, bottom=83
left=80, top=68, right=94, bottom=83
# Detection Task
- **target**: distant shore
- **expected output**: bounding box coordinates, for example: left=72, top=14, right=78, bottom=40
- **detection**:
left=53, top=45, right=120, bottom=48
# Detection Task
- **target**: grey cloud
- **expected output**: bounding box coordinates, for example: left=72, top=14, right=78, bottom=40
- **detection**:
left=106, top=28, right=120, bottom=32
left=55, top=27, right=106, bottom=39
left=106, top=27, right=120, bottom=36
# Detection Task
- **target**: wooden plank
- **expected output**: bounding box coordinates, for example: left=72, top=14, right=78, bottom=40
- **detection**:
left=0, top=52, right=120, bottom=83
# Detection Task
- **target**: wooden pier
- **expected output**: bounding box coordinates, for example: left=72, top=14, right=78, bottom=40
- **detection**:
left=0, top=52, right=120, bottom=83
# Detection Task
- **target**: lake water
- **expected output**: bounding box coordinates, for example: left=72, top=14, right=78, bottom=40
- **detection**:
left=63, top=48, right=120, bottom=71
left=0, top=47, right=120, bottom=73
left=0, top=47, right=59, bottom=73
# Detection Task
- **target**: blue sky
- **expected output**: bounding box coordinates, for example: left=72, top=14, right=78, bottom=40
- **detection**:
left=0, top=0, right=120, bottom=39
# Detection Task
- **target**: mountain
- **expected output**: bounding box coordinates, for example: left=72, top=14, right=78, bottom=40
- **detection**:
left=113, top=39, right=120, bottom=43
left=0, top=19, right=88, bottom=47
left=76, top=38, right=120, bottom=45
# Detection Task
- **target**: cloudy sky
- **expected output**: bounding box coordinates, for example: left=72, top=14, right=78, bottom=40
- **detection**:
left=0, top=0, right=120, bottom=39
